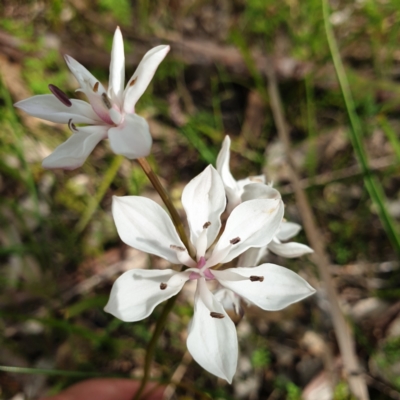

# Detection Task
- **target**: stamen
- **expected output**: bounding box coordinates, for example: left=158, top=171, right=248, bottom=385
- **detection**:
left=93, top=82, right=99, bottom=93
left=101, top=93, right=112, bottom=109
left=203, top=221, right=211, bottom=229
left=68, top=118, right=78, bottom=132
left=210, top=312, right=225, bottom=319
left=170, top=245, right=186, bottom=252
left=160, top=283, right=167, bottom=290
left=250, top=276, right=264, bottom=282
left=230, top=237, right=241, bottom=245
left=129, top=77, right=137, bottom=86
left=48, top=84, right=72, bottom=107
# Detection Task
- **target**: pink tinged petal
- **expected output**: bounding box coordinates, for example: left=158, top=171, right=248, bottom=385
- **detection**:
left=42, top=125, right=108, bottom=170
left=186, top=279, right=238, bottom=383
left=216, top=136, right=241, bottom=210
left=104, top=269, right=186, bottom=322
left=276, top=221, right=302, bottom=241
left=182, top=165, right=226, bottom=251
left=112, top=196, right=185, bottom=264
left=213, top=264, right=316, bottom=311
left=108, top=113, right=152, bottom=159
left=14, top=95, right=103, bottom=124
left=212, top=198, right=285, bottom=264
left=108, top=27, right=125, bottom=107
left=241, top=182, right=281, bottom=202
left=123, top=45, right=170, bottom=113
left=267, top=241, right=313, bottom=258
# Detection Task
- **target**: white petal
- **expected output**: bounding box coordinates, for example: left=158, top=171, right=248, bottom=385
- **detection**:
left=112, top=196, right=186, bottom=264
left=237, top=247, right=267, bottom=267
left=241, top=182, right=281, bottom=202
left=14, top=95, right=102, bottom=124
left=42, top=125, right=107, bottom=170
left=213, top=264, right=316, bottom=311
left=276, top=221, right=302, bottom=241
left=268, top=240, right=313, bottom=258
left=187, top=279, right=238, bottom=383
left=212, top=198, right=284, bottom=264
left=64, top=55, right=104, bottom=91
left=104, top=269, right=187, bottom=321
left=108, top=27, right=125, bottom=107
left=123, top=45, right=170, bottom=113
left=182, top=165, right=226, bottom=252
left=216, top=136, right=241, bottom=210
left=108, top=113, right=152, bottom=159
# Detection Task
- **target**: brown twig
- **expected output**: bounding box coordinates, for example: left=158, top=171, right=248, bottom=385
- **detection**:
left=265, top=62, right=369, bottom=399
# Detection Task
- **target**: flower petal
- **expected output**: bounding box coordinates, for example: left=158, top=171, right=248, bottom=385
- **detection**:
left=108, top=27, right=125, bottom=107
left=182, top=165, right=226, bottom=252
left=211, top=198, right=284, bottom=264
left=112, top=195, right=186, bottom=264
left=123, top=45, right=170, bottom=113
left=237, top=247, right=267, bottom=267
left=268, top=240, right=313, bottom=258
left=216, top=136, right=241, bottom=210
left=42, top=125, right=107, bottom=170
left=213, top=264, right=316, bottom=311
left=276, top=221, right=302, bottom=241
left=104, top=269, right=187, bottom=322
left=241, top=182, right=281, bottom=202
left=108, top=113, right=152, bottom=159
left=14, top=95, right=102, bottom=124
left=187, top=278, right=238, bottom=383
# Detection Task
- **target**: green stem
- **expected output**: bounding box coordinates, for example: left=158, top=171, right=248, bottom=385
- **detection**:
left=137, top=157, right=193, bottom=257
left=132, top=295, right=178, bottom=400
left=322, top=0, right=400, bottom=254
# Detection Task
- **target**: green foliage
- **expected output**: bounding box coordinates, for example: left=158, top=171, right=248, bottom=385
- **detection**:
left=251, top=348, right=271, bottom=368
left=98, top=0, right=132, bottom=26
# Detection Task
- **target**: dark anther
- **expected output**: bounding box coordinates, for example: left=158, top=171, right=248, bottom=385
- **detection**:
left=101, top=93, right=112, bottom=109
left=129, top=77, right=137, bottom=86
left=210, top=312, right=224, bottom=319
left=203, top=221, right=211, bottom=229
left=160, top=283, right=167, bottom=290
left=93, top=82, right=99, bottom=93
left=49, top=84, right=72, bottom=107
left=170, top=245, right=185, bottom=252
left=250, top=276, right=264, bottom=282
left=68, top=119, right=78, bottom=132
left=230, top=237, right=241, bottom=245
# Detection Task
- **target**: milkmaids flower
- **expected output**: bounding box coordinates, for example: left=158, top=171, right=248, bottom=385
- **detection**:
left=216, top=135, right=313, bottom=267
left=14, top=27, right=170, bottom=169
left=104, top=165, right=315, bottom=382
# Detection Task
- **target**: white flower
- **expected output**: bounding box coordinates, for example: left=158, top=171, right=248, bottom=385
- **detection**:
left=14, top=27, right=170, bottom=169
left=104, top=165, right=315, bottom=382
left=216, top=135, right=313, bottom=266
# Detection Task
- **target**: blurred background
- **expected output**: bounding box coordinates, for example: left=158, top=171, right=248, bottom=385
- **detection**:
left=0, top=0, right=400, bottom=399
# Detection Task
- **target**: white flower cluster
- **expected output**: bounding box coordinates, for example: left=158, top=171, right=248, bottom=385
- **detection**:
left=15, top=27, right=315, bottom=383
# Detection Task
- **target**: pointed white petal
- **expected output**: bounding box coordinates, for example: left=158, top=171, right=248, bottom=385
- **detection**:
left=64, top=55, right=103, bottom=91
left=237, top=246, right=267, bottom=267
left=42, top=125, right=107, bottom=170
left=213, top=264, right=316, bottom=311
left=182, top=165, right=226, bottom=251
left=104, top=269, right=187, bottom=321
left=108, top=113, right=152, bottom=159
left=14, top=95, right=103, bottom=124
left=108, top=27, right=125, bottom=107
left=268, top=240, right=313, bottom=258
left=212, top=198, right=284, bottom=264
left=241, top=182, right=281, bottom=202
left=112, top=196, right=186, bottom=264
left=276, top=221, right=302, bottom=241
left=187, top=279, right=238, bottom=383
left=216, top=136, right=241, bottom=210
left=123, top=45, right=170, bottom=113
